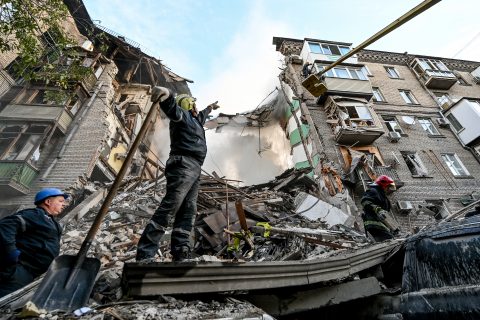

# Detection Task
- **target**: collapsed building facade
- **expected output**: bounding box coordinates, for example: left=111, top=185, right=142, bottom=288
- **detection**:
left=273, top=36, right=480, bottom=231
left=0, top=0, right=192, bottom=218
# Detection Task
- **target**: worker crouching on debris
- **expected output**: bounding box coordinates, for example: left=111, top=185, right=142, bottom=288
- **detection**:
left=0, top=188, right=68, bottom=298
left=136, top=87, right=219, bottom=262
left=361, top=175, right=397, bottom=242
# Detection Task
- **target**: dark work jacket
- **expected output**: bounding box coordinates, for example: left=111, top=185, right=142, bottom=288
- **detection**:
left=160, top=95, right=211, bottom=165
left=0, top=207, right=62, bottom=277
left=361, top=184, right=391, bottom=231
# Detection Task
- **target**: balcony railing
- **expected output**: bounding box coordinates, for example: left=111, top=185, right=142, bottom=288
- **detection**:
left=334, top=125, right=384, bottom=145
left=302, top=75, right=373, bottom=102
left=422, top=69, right=457, bottom=90
left=0, top=161, right=39, bottom=195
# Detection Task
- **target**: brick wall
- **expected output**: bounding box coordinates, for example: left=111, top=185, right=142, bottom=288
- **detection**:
left=3, top=63, right=119, bottom=209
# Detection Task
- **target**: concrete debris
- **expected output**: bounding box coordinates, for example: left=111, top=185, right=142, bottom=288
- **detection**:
left=0, top=168, right=368, bottom=318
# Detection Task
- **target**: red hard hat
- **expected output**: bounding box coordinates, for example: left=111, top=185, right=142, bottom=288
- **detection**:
left=375, top=175, right=395, bottom=189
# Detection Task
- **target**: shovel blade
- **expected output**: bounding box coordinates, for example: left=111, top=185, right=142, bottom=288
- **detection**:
left=30, top=255, right=101, bottom=312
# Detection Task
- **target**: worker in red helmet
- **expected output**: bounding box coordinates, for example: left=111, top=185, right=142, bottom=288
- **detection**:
left=361, top=175, right=397, bottom=242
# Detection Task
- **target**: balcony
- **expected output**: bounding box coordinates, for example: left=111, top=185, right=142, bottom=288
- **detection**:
left=302, top=75, right=373, bottom=102
left=334, top=126, right=384, bottom=145
left=325, top=97, right=384, bottom=146
left=0, top=103, right=73, bottom=133
left=81, top=72, right=98, bottom=93
left=410, top=58, right=457, bottom=90
left=0, top=161, right=39, bottom=196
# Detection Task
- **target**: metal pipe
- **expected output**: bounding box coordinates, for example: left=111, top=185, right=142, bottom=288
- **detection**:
left=318, top=0, right=441, bottom=77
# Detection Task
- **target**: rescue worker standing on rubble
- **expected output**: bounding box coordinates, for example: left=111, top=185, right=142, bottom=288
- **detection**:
left=0, top=188, right=68, bottom=298
left=136, top=86, right=219, bottom=262
left=361, top=175, right=396, bottom=242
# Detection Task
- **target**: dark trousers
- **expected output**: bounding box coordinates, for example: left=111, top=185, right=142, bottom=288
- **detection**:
left=366, top=227, right=394, bottom=242
left=136, top=155, right=201, bottom=260
left=0, top=264, right=35, bottom=298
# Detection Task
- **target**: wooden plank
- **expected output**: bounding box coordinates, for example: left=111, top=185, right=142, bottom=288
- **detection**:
left=60, top=188, right=107, bottom=224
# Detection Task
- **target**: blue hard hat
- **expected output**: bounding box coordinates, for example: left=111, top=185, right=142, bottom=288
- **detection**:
left=34, top=188, right=68, bottom=205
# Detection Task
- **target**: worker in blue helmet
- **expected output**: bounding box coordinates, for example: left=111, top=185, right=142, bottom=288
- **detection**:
left=136, top=87, right=219, bottom=262
left=0, top=188, right=68, bottom=297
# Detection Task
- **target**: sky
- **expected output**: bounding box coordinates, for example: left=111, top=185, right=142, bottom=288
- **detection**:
left=83, top=0, right=480, bottom=115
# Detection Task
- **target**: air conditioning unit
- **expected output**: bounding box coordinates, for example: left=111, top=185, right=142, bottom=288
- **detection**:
left=397, top=200, right=414, bottom=214
left=436, top=118, right=450, bottom=128
left=472, top=76, right=480, bottom=84
left=388, top=131, right=401, bottom=142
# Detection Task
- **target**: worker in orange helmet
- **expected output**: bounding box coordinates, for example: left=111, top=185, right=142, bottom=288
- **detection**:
left=361, top=175, right=397, bottom=242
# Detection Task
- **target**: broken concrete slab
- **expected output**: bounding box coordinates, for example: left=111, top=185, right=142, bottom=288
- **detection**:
left=295, top=192, right=354, bottom=227
left=247, top=276, right=382, bottom=316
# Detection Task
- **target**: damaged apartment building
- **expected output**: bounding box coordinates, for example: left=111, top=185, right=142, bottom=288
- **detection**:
left=273, top=36, right=480, bottom=231
left=0, top=0, right=192, bottom=217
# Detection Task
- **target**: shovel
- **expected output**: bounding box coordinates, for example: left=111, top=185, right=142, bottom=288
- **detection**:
left=30, top=101, right=159, bottom=312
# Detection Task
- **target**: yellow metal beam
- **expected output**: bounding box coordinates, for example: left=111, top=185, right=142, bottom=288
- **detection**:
left=317, top=0, right=442, bottom=77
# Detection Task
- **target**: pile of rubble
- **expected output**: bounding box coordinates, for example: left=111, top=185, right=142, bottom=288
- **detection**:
left=0, top=167, right=372, bottom=319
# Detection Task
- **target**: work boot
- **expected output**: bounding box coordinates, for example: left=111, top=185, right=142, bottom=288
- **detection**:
left=171, top=247, right=191, bottom=262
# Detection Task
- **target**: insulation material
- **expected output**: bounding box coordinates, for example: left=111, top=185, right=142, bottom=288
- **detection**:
left=294, top=192, right=353, bottom=227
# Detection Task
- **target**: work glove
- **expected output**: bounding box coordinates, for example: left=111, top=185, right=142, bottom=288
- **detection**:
left=207, top=101, right=220, bottom=110
left=377, top=210, right=388, bottom=221
left=5, top=249, right=20, bottom=265
left=151, top=86, right=170, bottom=103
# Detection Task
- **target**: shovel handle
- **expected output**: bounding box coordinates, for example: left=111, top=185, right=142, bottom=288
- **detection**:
left=74, top=100, right=159, bottom=264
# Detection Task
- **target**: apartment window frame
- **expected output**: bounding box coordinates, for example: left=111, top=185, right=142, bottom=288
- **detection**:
left=417, top=58, right=450, bottom=72
left=401, top=151, right=429, bottom=177
left=445, top=113, right=464, bottom=133
left=0, top=124, right=50, bottom=165
left=316, top=64, right=367, bottom=80
left=441, top=153, right=470, bottom=177
left=382, top=116, right=404, bottom=134
left=399, top=89, right=419, bottom=105
left=455, top=71, right=469, bottom=86
left=361, top=66, right=372, bottom=77
left=14, top=88, right=56, bottom=105
left=418, top=118, right=440, bottom=136
left=372, top=87, right=386, bottom=102
left=385, top=66, right=400, bottom=79
left=308, top=41, right=350, bottom=56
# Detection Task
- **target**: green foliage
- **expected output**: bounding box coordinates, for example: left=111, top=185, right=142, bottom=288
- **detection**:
left=0, top=0, right=90, bottom=91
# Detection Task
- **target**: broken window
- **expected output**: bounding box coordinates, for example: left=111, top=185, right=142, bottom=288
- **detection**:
left=419, top=199, right=450, bottom=220
left=441, top=153, right=470, bottom=177
left=418, top=118, right=440, bottom=135
left=0, top=124, right=49, bottom=165
left=382, top=116, right=404, bottom=134
left=401, top=151, right=428, bottom=177
left=324, top=97, right=381, bottom=132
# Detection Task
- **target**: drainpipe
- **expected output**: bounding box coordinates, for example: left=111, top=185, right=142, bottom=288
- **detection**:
left=40, top=81, right=105, bottom=180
